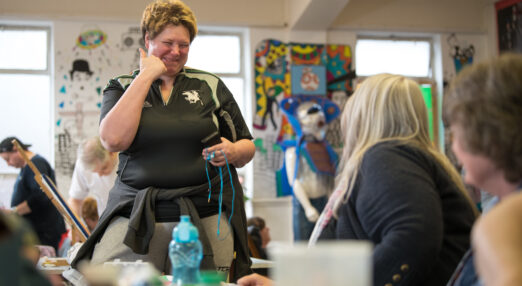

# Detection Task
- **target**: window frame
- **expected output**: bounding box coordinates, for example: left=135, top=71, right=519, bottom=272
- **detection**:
left=0, top=24, right=51, bottom=75
left=189, top=28, right=253, bottom=198
left=355, top=35, right=434, bottom=79
left=190, top=30, right=247, bottom=110
left=354, top=35, right=440, bottom=149
left=192, top=30, right=245, bottom=77
left=0, top=23, right=53, bottom=174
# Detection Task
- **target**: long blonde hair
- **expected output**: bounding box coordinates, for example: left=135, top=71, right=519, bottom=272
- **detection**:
left=333, top=74, right=474, bottom=214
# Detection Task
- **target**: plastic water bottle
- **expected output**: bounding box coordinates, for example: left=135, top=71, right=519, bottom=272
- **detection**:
left=169, top=215, right=203, bottom=286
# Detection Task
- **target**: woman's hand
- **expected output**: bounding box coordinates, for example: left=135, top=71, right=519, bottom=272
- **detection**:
left=237, top=273, right=273, bottom=286
left=100, top=48, right=167, bottom=152
left=202, top=137, right=237, bottom=167
left=138, top=48, right=166, bottom=80
left=202, top=138, right=255, bottom=168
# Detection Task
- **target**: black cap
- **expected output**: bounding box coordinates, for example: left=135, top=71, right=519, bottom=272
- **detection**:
left=0, top=137, right=32, bottom=153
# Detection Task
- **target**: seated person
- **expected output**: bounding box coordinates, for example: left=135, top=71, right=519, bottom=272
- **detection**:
left=443, top=53, right=522, bottom=285
left=472, top=192, right=522, bottom=286
left=0, top=211, right=52, bottom=286
left=239, top=73, right=478, bottom=286
left=247, top=216, right=270, bottom=260
left=59, top=197, right=100, bottom=257
left=81, top=197, right=99, bottom=232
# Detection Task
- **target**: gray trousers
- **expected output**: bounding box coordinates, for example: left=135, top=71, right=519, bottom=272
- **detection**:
left=91, top=214, right=234, bottom=275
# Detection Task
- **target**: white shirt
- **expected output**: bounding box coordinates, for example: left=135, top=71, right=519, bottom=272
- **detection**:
left=68, top=158, right=117, bottom=215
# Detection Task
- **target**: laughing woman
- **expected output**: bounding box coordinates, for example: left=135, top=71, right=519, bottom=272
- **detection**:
left=71, top=0, right=254, bottom=281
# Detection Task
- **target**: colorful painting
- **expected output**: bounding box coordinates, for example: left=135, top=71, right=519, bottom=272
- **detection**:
left=253, top=39, right=291, bottom=132
left=326, top=45, right=353, bottom=92
left=76, top=29, right=107, bottom=50
left=253, top=39, right=354, bottom=198
left=496, top=0, right=522, bottom=53
left=447, top=33, right=475, bottom=74
left=291, top=65, right=327, bottom=95
left=290, top=43, right=326, bottom=65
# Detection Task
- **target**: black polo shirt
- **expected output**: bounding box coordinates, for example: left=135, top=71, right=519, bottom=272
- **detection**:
left=101, top=68, right=252, bottom=189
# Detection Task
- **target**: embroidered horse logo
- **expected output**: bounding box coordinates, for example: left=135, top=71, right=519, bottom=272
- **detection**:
left=182, top=90, right=203, bottom=105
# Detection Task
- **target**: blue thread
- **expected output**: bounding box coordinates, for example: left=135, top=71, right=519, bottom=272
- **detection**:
left=205, top=155, right=212, bottom=202
left=222, top=150, right=235, bottom=225
left=204, top=150, right=236, bottom=240
left=217, top=166, right=223, bottom=236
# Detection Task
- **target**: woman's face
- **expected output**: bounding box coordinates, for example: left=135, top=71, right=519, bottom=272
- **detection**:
left=450, top=125, right=504, bottom=195
left=145, top=24, right=190, bottom=77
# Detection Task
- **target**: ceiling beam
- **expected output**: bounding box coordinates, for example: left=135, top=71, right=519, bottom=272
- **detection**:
left=287, top=0, right=351, bottom=30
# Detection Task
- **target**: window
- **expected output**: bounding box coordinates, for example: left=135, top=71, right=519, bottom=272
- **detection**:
left=355, top=38, right=431, bottom=77
left=355, top=37, right=441, bottom=148
left=186, top=32, right=247, bottom=115
left=0, top=25, right=52, bottom=173
left=186, top=30, right=253, bottom=201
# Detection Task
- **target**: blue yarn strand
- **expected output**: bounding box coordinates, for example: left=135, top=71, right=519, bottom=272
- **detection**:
left=204, top=150, right=235, bottom=240
left=217, top=166, right=223, bottom=236
left=205, top=152, right=212, bottom=202
left=222, top=150, right=235, bottom=225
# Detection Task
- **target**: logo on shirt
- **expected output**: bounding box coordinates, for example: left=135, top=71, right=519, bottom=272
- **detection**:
left=182, top=90, right=203, bottom=106
left=143, top=100, right=152, bottom=108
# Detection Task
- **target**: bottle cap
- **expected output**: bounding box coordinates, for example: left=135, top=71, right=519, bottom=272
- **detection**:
left=173, top=215, right=199, bottom=243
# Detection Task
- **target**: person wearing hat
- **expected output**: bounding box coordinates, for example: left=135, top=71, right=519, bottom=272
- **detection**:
left=0, top=136, right=66, bottom=252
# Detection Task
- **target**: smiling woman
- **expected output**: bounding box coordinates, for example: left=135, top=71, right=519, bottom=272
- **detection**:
left=71, top=0, right=255, bottom=282
left=144, top=24, right=190, bottom=81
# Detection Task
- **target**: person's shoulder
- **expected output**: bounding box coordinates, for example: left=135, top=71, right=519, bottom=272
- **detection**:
left=182, top=67, right=225, bottom=88
left=363, top=141, right=432, bottom=172
left=183, top=67, right=219, bottom=79
left=364, top=141, right=405, bottom=162
left=106, top=69, right=139, bottom=90
left=31, top=154, right=51, bottom=166
left=30, top=154, right=54, bottom=175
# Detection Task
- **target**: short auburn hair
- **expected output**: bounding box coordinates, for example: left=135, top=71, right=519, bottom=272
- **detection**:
left=141, top=0, right=197, bottom=43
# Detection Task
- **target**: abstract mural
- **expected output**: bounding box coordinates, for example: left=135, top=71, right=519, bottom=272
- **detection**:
left=54, top=22, right=143, bottom=191
left=253, top=39, right=354, bottom=198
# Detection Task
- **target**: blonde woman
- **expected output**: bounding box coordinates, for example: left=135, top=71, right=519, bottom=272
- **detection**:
left=312, top=74, right=477, bottom=286
left=238, top=74, right=478, bottom=286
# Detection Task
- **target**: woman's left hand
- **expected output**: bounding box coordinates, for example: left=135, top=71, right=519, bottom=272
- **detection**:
left=202, top=137, right=238, bottom=167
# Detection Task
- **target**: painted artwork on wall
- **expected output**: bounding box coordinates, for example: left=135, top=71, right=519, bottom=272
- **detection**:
left=253, top=39, right=354, bottom=198
left=496, top=0, right=522, bottom=53
left=54, top=21, right=143, bottom=192
left=446, top=33, right=475, bottom=75
left=442, top=33, right=485, bottom=90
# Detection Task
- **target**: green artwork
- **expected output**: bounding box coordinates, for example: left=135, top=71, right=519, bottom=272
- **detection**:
left=420, top=84, right=435, bottom=142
